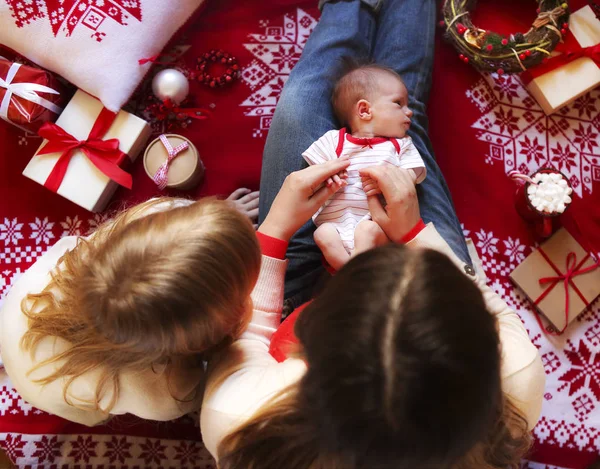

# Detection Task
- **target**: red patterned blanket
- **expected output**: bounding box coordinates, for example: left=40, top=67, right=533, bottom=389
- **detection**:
left=0, top=0, right=599, bottom=467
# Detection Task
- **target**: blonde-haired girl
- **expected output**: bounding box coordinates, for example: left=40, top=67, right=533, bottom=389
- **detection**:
left=0, top=195, right=265, bottom=426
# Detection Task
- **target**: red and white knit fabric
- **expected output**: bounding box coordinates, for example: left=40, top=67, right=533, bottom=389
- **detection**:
left=0, top=0, right=599, bottom=467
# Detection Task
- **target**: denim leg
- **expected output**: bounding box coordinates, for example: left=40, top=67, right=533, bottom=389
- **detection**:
left=371, top=0, right=472, bottom=265
left=319, top=0, right=384, bottom=12
left=259, top=0, right=376, bottom=308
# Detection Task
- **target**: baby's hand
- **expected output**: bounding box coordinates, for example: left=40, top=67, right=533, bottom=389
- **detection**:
left=326, top=169, right=349, bottom=188
left=361, top=176, right=381, bottom=196
left=362, top=169, right=417, bottom=196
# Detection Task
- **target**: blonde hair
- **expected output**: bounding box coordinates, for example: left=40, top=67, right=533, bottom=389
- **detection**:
left=21, top=197, right=261, bottom=412
left=219, top=245, right=531, bottom=469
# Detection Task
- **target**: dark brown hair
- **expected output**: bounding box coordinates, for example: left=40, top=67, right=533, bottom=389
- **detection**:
left=219, top=244, right=531, bottom=469
left=332, top=57, right=404, bottom=129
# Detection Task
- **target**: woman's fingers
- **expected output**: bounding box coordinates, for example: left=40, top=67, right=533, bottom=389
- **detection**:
left=303, top=158, right=351, bottom=194
left=366, top=195, right=388, bottom=227
left=312, top=178, right=347, bottom=206
left=364, top=188, right=382, bottom=197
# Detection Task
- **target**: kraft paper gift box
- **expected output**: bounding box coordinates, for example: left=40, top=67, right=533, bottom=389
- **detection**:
left=23, top=90, right=151, bottom=212
left=510, top=228, right=600, bottom=333
left=522, top=5, right=600, bottom=115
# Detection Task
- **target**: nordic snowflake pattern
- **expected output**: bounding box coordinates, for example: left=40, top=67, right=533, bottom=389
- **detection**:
left=5, top=0, right=142, bottom=42
left=0, top=218, right=24, bottom=246
left=240, top=9, right=318, bottom=138
left=467, top=74, right=600, bottom=197
left=0, top=213, right=217, bottom=468
left=469, top=227, right=600, bottom=461
left=28, top=217, right=55, bottom=245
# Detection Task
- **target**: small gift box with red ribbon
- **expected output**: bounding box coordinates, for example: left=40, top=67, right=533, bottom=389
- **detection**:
left=0, top=57, right=67, bottom=132
left=522, top=5, right=600, bottom=115
left=23, top=90, right=151, bottom=212
left=510, top=228, right=600, bottom=335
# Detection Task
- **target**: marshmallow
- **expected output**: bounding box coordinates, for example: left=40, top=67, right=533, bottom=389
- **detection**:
left=527, top=171, right=573, bottom=214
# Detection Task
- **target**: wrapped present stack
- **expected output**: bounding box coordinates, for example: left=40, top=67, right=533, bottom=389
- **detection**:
left=0, top=57, right=67, bottom=132
left=22, top=90, right=151, bottom=212
left=522, top=5, right=600, bottom=115
left=510, top=228, right=600, bottom=334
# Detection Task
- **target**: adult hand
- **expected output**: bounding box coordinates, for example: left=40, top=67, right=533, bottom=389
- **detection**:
left=359, top=166, right=420, bottom=243
left=259, top=158, right=351, bottom=241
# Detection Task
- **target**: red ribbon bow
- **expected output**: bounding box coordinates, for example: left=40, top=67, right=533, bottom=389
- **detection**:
left=523, top=33, right=600, bottom=84
left=37, top=108, right=132, bottom=193
left=534, top=249, right=599, bottom=335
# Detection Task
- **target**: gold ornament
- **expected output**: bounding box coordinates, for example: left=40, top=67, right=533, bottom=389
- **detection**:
left=463, top=28, right=487, bottom=49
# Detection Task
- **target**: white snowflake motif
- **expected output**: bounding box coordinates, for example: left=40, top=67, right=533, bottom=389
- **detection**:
left=60, top=216, right=82, bottom=238
left=87, top=213, right=108, bottom=234
left=503, top=236, right=527, bottom=263
left=29, top=217, right=55, bottom=245
left=240, top=8, right=318, bottom=138
left=0, top=218, right=24, bottom=246
left=467, top=74, right=600, bottom=196
left=475, top=229, right=499, bottom=256
left=0, top=389, right=13, bottom=416
left=461, top=223, right=471, bottom=238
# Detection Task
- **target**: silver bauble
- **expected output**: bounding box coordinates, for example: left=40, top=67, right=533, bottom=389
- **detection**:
left=151, top=69, right=190, bottom=105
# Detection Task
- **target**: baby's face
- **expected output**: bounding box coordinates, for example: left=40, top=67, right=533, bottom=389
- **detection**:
left=369, top=74, right=413, bottom=138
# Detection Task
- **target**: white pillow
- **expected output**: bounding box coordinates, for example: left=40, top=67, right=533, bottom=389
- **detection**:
left=0, top=0, right=205, bottom=112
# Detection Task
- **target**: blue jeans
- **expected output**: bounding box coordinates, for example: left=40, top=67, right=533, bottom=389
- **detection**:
left=259, top=0, right=472, bottom=309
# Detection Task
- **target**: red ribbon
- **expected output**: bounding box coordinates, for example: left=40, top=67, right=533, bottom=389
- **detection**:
left=522, top=32, right=600, bottom=85
left=533, top=248, right=599, bottom=335
left=157, top=98, right=211, bottom=121
left=138, top=54, right=177, bottom=66
left=37, top=108, right=132, bottom=193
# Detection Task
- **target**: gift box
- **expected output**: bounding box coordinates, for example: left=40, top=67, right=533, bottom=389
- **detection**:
left=23, top=90, right=151, bottom=212
left=522, top=5, right=600, bottom=115
left=510, top=228, right=600, bottom=334
left=143, top=134, right=204, bottom=190
left=0, top=58, right=66, bottom=132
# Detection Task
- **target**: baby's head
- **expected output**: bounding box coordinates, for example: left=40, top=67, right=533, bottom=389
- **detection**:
left=332, top=61, right=413, bottom=138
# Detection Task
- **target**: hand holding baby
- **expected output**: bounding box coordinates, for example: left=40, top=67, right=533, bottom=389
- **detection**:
left=360, top=166, right=421, bottom=244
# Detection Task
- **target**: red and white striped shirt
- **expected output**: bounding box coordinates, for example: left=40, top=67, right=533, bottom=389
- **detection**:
left=303, top=128, right=426, bottom=252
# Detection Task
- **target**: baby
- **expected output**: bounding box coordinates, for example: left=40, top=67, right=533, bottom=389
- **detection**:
left=303, top=62, right=426, bottom=270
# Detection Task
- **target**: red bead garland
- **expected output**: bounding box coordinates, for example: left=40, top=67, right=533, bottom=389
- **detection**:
left=195, top=49, right=240, bottom=88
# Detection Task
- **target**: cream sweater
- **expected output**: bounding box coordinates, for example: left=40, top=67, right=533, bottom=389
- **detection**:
left=0, top=200, right=203, bottom=426
left=200, top=223, right=546, bottom=461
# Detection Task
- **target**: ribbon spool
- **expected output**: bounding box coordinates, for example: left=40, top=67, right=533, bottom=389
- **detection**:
left=143, top=134, right=204, bottom=191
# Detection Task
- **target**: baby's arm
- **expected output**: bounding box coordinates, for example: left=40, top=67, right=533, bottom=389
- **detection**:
left=303, top=130, right=347, bottom=186
left=397, top=137, right=427, bottom=184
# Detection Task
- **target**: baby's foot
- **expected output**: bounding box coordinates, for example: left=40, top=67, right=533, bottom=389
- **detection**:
left=227, top=188, right=259, bottom=228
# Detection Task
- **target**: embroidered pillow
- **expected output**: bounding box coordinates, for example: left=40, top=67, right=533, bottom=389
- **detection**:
left=0, top=0, right=205, bottom=112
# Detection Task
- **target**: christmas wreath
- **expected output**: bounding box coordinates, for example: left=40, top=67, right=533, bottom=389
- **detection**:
left=441, top=0, right=570, bottom=74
